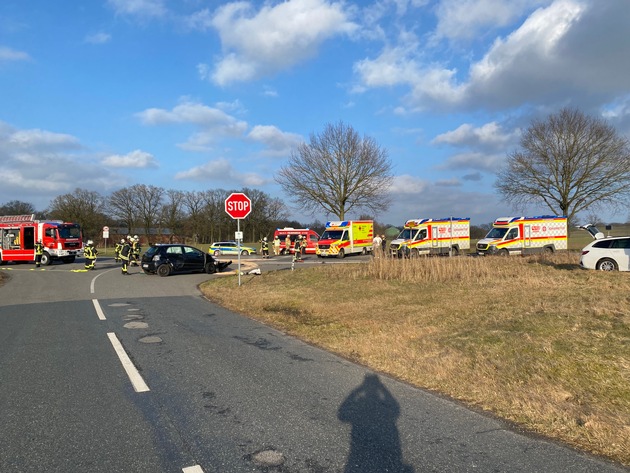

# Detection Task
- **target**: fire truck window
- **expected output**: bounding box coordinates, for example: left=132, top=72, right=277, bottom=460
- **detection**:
left=45, top=228, right=56, bottom=239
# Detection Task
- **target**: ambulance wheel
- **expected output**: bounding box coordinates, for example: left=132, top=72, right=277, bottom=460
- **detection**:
left=498, top=249, right=509, bottom=257
left=41, top=252, right=52, bottom=266
left=543, top=246, right=554, bottom=254
left=451, top=246, right=459, bottom=256
left=337, top=249, right=345, bottom=259
left=157, top=264, right=171, bottom=277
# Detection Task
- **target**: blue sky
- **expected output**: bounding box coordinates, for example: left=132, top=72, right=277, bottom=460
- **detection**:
left=2, top=0, right=630, bottom=226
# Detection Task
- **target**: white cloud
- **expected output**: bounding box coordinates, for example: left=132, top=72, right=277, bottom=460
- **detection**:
left=432, top=122, right=519, bottom=150
left=354, top=0, right=630, bottom=112
left=137, top=99, right=248, bottom=151
left=438, top=151, right=505, bottom=173
left=85, top=33, right=112, bottom=44
left=433, top=0, right=548, bottom=42
left=208, top=0, right=358, bottom=85
left=107, top=0, right=166, bottom=17
left=0, top=122, right=120, bottom=207
left=8, top=128, right=81, bottom=150
left=175, top=158, right=268, bottom=186
left=102, top=149, right=158, bottom=168
left=0, top=45, right=30, bottom=62
left=247, top=125, right=303, bottom=156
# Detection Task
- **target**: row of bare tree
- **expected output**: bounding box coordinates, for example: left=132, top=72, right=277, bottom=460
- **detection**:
left=40, top=186, right=290, bottom=245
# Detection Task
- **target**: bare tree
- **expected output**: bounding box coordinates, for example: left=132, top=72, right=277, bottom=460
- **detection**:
left=496, top=108, right=630, bottom=224
left=134, top=184, right=164, bottom=241
left=160, top=189, right=185, bottom=243
left=276, top=121, right=393, bottom=220
left=47, top=189, right=108, bottom=240
left=109, top=187, right=138, bottom=234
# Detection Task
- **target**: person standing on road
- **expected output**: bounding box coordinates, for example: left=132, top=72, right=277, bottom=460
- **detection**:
left=261, top=237, right=269, bottom=259
left=120, top=238, right=131, bottom=275
left=273, top=236, right=281, bottom=256
left=84, top=240, right=97, bottom=270
left=35, top=240, right=44, bottom=267
left=114, top=239, right=123, bottom=263
left=293, top=236, right=303, bottom=262
left=131, top=235, right=141, bottom=266
left=285, top=235, right=292, bottom=256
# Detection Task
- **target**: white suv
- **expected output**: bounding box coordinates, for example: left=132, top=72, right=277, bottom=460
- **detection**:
left=579, top=226, right=630, bottom=271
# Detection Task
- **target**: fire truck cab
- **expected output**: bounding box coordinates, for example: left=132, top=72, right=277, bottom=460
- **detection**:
left=0, top=214, right=83, bottom=265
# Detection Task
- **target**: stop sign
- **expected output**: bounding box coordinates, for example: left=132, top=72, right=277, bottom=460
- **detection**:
left=224, top=192, right=252, bottom=219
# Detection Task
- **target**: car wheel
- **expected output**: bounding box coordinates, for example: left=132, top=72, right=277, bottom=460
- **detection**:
left=157, top=264, right=171, bottom=277
left=214, top=250, right=221, bottom=256
left=241, top=250, right=248, bottom=256
left=205, top=262, right=217, bottom=274
left=596, top=258, right=617, bottom=271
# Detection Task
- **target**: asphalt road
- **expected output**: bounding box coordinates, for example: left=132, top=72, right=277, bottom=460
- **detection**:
left=0, top=256, right=627, bottom=472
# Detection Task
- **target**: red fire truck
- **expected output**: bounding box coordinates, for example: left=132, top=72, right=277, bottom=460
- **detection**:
left=0, top=214, right=83, bottom=266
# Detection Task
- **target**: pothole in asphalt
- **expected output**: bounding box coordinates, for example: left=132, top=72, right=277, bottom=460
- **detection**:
left=127, top=308, right=141, bottom=311
left=139, top=335, right=162, bottom=344
left=123, top=314, right=144, bottom=321
left=108, top=303, right=131, bottom=307
left=250, top=449, right=285, bottom=468
left=124, top=321, right=149, bottom=329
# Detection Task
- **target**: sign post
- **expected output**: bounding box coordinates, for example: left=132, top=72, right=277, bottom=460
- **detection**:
left=224, top=193, right=252, bottom=286
left=102, top=226, right=110, bottom=254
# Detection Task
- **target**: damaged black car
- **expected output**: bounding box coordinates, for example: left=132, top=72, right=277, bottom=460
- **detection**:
left=141, top=244, right=232, bottom=277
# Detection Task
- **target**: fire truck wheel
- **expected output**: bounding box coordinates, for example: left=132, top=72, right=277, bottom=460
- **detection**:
left=40, top=252, right=52, bottom=266
left=157, top=264, right=171, bottom=277
left=337, top=249, right=345, bottom=259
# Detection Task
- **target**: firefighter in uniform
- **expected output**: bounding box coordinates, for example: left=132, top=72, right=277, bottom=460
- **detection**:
left=84, top=240, right=98, bottom=270
left=285, top=235, right=292, bottom=256
left=131, top=235, right=141, bottom=266
left=35, top=240, right=44, bottom=267
left=114, top=239, right=124, bottom=263
left=300, top=234, right=307, bottom=257
left=260, top=237, right=269, bottom=259
left=293, top=235, right=303, bottom=262
left=120, top=238, right=131, bottom=275
left=273, top=236, right=281, bottom=256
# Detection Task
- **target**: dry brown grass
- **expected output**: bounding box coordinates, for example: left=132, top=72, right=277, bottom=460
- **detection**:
left=201, top=253, right=630, bottom=466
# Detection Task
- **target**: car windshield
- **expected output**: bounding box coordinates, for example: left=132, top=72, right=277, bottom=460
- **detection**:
left=485, top=227, right=508, bottom=239
left=321, top=230, right=344, bottom=240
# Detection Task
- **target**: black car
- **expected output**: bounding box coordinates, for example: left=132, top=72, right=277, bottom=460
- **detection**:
left=141, top=244, right=232, bottom=277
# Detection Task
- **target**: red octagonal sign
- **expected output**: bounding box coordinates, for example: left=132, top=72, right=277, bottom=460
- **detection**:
left=224, top=192, right=252, bottom=219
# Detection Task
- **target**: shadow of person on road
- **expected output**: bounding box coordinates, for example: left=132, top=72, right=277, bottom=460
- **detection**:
left=338, top=373, right=415, bottom=473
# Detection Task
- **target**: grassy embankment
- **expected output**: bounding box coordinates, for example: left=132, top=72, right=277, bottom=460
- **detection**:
left=201, top=245, right=630, bottom=466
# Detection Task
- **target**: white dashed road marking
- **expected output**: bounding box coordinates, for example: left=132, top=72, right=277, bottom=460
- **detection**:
left=106, top=332, right=150, bottom=393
